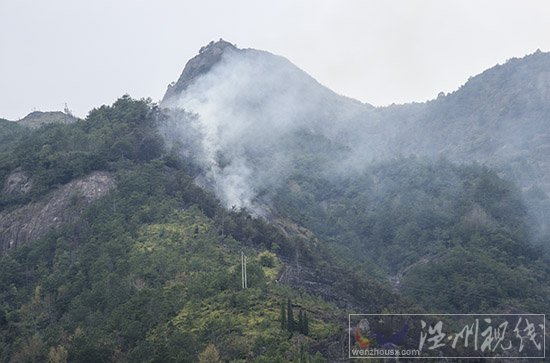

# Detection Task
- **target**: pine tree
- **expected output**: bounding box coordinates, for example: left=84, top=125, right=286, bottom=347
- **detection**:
left=304, top=312, right=309, bottom=336
left=280, top=302, right=286, bottom=330
left=298, top=310, right=304, bottom=334
left=287, top=298, right=294, bottom=332
left=299, top=343, right=306, bottom=362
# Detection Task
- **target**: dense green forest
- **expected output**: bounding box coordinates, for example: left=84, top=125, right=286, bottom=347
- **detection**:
left=274, top=156, right=550, bottom=313
left=1, top=96, right=548, bottom=361
left=0, top=97, right=418, bottom=362
left=3, top=36, right=550, bottom=361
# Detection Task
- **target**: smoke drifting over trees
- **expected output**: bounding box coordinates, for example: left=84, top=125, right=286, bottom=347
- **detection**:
left=160, top=41, right=367, bottom=214
left=160, top=42, right=550, bottom=244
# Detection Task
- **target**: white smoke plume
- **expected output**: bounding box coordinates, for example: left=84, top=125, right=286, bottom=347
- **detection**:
left=158, top=45, right=550, bottom=243
left=161, top=47, right=367, bottom=214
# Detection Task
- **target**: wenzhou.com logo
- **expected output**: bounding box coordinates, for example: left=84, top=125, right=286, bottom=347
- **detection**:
left=349, top=314, right=546, bottom=359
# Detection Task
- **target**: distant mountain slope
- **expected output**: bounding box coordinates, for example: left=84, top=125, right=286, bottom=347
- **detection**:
left=370, top=50, right=550, bottom=193
left=16, top=111, right=79, bottom=129
left=359, top=50, right=550, bottom=239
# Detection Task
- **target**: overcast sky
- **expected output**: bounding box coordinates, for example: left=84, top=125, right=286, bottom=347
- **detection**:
left=1, top=0, right=549, bottom=120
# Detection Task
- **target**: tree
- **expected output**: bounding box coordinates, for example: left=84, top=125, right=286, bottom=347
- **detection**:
left=280, top=302, right=286, bottom=330
left=287, top=298, right=295, bottom=332
left=198, top=343, right=221, bottom=363
left=298, top=310, right=304, bottom=334
left=10, top=334, right=45, bottom=363
left=297, top=310, right=309, bottom=335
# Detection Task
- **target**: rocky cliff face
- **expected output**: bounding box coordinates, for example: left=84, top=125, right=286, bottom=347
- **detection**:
left=162, top=39, right=239, bottom=105
left=0, top=171, right=115, bottom=254
left=1, top=168, right=32, bottom=197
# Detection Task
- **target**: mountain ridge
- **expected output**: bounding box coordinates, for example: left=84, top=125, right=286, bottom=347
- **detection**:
left=0, top=41, right=549, bottom=361
left=161, top=39, right=370, bottom=110
left=160, top=41, right=550, bottom=220
left=14, top=111, right=79, bottom=129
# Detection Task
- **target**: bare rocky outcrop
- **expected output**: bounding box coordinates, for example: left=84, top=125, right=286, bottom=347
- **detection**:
left=162, top=39, right=238, bottom=105
left=0, top=171, right=115, bottom=253
left=2, top=168, right=32, bottom=197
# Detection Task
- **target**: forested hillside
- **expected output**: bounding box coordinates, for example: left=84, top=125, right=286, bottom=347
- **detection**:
left=274, top=157, right=549, bottom=313
left=1, top=40, right=550, bottom=361
left=361, top=50, right=550, bottom=246
left=0, top=97, right=413, bottom=362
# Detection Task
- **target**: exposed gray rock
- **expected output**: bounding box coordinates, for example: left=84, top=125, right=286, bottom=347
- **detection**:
left=2, top=168, right=32, bottom=197
left=0, top=171, right=115, bottom=253
left=162, top=39, right=238, bottom=105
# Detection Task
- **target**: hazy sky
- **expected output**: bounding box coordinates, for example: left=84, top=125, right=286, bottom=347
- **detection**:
left=1, top=0, right=550, bottom=120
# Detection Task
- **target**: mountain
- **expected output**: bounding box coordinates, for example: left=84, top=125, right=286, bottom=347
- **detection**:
left=162, top=40, right=239, bottom=103
left=0, top=96, right=414, bottom=362
left=158, top=39, right=550, bottom=349
left=15, top=111, right=79, bottom=129
left=159, top=40, right=369, bottom=214
left=371, top=50, right=550, bottom=191
left=0, top=40, right=549, bottom=361
left=161, top=40, right=550, bottom=241
left=367, top=50, right=550, bottom=242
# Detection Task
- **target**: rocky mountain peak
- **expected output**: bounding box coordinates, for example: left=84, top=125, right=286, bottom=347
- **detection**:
left=162, top=39, right=238, bottom=104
